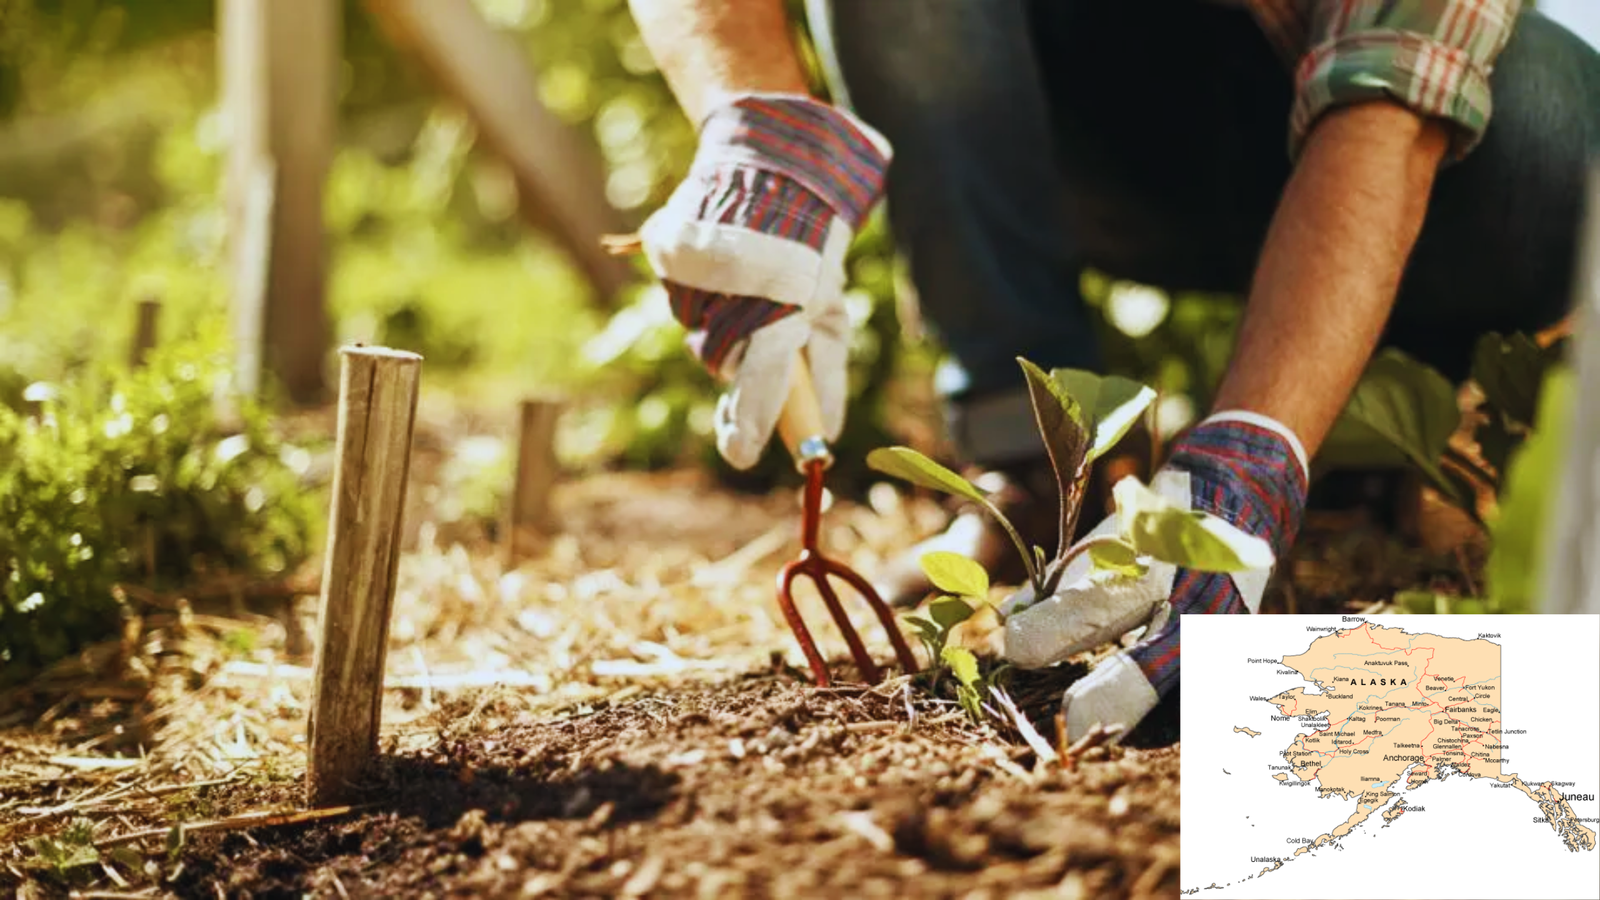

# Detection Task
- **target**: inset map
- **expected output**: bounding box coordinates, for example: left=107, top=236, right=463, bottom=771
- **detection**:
left=1180, top=614, right=1598, bottom=899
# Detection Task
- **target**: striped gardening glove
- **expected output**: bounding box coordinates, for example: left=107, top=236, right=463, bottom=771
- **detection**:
left=999, top=413, right=1309, bottom=742
left=637, top=94, right=891, bottom=470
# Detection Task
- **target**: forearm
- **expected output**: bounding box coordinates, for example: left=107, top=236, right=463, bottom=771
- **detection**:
left=628, top=0, right=811, bottom=126
left=1211, top=101, right=1452, bottom=455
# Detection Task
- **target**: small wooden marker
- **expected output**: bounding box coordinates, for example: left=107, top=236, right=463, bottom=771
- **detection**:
left=306, top=345, right=423, bottom=805
left=130, top=298, right=160, bottom=369
left=507, top=396, right=563, bottom=563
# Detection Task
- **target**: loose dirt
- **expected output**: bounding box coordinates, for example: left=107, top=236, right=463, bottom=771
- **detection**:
left=0, top=398, right=1477, bottom=899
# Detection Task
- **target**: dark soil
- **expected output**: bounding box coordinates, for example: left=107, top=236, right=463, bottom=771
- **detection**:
left=168, top=670, right=1180, bottom=899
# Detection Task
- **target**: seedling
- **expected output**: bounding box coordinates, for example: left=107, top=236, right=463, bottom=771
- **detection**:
left=868, top=357, right=1273, bottom=608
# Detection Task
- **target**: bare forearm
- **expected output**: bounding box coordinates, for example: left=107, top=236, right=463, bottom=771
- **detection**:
left=628, top=0, right=811, bottom=126
left=1212, top=102, right=1452, bottom=454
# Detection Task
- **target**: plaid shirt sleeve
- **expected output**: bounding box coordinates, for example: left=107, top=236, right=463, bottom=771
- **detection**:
left=1279, top=0, right=1522, bottom=162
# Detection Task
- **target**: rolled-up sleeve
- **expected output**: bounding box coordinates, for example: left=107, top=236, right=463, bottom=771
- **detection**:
left=1287, top=0, right=1522, bottom=162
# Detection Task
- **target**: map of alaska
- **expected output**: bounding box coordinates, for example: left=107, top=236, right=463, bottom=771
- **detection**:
left=1256, top=622, right=1596, bottom=877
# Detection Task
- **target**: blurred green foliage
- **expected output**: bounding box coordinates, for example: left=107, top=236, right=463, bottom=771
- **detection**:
left=0, top=327, right=318, bottom=681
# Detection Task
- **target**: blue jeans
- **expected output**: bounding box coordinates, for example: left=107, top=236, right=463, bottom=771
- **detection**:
left=805, top=0, right=1600, bottom=466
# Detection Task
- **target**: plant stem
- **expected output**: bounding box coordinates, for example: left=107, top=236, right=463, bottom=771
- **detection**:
left=1044, top=534, right=1135, bottom=593
left=980, top=498, right=1040, bottom=592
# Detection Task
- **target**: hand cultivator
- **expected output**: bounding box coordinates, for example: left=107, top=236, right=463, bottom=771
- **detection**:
left=769, top=355, right=919, bottom=686
left=602, top=233, right=919, bottom=687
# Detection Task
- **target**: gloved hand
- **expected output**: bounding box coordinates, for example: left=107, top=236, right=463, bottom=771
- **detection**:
left=636, top=94, right=891, bottom=470
left=999, top=413, right=1310, bottom=742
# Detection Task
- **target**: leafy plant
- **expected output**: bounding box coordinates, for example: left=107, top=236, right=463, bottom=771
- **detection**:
left=1318, top=336, right=1565, bottom=526
left=941, top=644, right=985, bottom=724
left=1317, top=348, right=1475, bottom=513
left=902, top=551, right=988, bottom=675
left=867, top=357, right=1272, bottom=605
left=1469, top=331, right=1565, bottom=482
left=0, top=326, right=320, bottom=680
left=25, top=818, right=101, bottom=880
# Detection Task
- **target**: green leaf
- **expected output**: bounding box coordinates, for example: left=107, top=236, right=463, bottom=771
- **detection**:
left=1472, top=331, right=1559, bottom=428
left=903, top=615, right=941, bottom=645
left=865, top=447, right=986, bottom=504
left=1086, top=539, right=1148, bottom=578
left=1112, top=476, right=1273, bottom=572
left=869, top=445, right=1039, bottom=590
left=1320, top=349, right=1466, bottom=506
left=940, top=645, right=982, bottom=688
left=1018, top=357, right=1092, bottom=559
left=919, top=551, right=989, bottom=599
left=928, top=596, right=977, bottom=632
left=1485, top=364, right=1571, bottom=613
left=1045, top=368, right=1159, bottom=461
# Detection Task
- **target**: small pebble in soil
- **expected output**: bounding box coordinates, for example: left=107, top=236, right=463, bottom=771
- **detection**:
left=1107, top=791, right=1130, bottom=817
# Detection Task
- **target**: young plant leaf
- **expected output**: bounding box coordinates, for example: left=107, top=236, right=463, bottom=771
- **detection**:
left=903, top=615, right=941, bottom=645
left=1086, top=538, right=1148, bottom=579
left=928, top=596, right=977, bottom=632
left=1046, top=368, right=1158, bottom=461
left=1112, top=476, right=1273, bottom=572
left=1018, top=357, right=1092, bottom=561
left=919, top=551, right=989, bottom=599
left=940, top=645, right=982, bottom=688
left=868, top=445, right=1039, bottom=590
left=865, top=447, right=988, bottom=504
left=1318, top=349, right=1466, bottom=507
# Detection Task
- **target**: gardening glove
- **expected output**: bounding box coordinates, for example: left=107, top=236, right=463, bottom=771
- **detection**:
left=636, top=94, right=892, bottom=470
left=999, top=413, right=1310, bottom=742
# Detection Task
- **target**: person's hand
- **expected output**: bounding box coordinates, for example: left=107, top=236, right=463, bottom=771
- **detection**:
left=636, top=94, right=891, bottom=470
left=998, top=414, right=1310, bottom=743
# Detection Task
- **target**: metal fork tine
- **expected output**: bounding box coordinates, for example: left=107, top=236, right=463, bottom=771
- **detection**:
left=825, top=558, right=922, bottom=675
left=776, top=563, right=833, bottom=687
left=810, top=569, right=882, bottom=684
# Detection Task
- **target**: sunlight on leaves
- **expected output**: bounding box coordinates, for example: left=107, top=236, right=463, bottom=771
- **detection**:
left=919, top=551, right=989, bottom=599
left=1019, top=357, right=1091, bottom=558
left=1111, top=476, right=1273, bottom=573
left=1086, top=539, right=1148, bottom=578
left=941, top=645, right=981, bottom=688
left=865, top=447, right=986, bottom=505
left=1044, top=368, right=1157, bottom=461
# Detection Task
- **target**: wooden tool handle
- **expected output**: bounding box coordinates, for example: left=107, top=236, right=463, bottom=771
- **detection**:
left=777, top=353, right=829, bottom=464
left=600, top=233, right=642, bottom=256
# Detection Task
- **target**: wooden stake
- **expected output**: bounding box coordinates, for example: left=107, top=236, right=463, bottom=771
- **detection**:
left=129, top=298, right=160, bottom=369
left=306, top=346, right=423, bottom=805
left=220, top=0, right=338, bottom=404
left=507, top=397, right=563, bottom=563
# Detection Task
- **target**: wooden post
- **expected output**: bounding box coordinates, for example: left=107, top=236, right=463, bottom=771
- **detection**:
left=506, top=397, right=563, bottom=563
left=129, top=298, right=160, bottom=369
left=219, top=0, right=338, bottom=404
left=362, top=0, right=635, bottom=309
left=1540, top=162, right=1600, bottom=615
left=306, top=346, right=423, bottom=805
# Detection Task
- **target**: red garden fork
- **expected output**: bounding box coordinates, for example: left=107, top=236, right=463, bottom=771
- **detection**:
left=770, top=355, right=920, bottom=686
left=601, top=233, right=919, bottom=686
